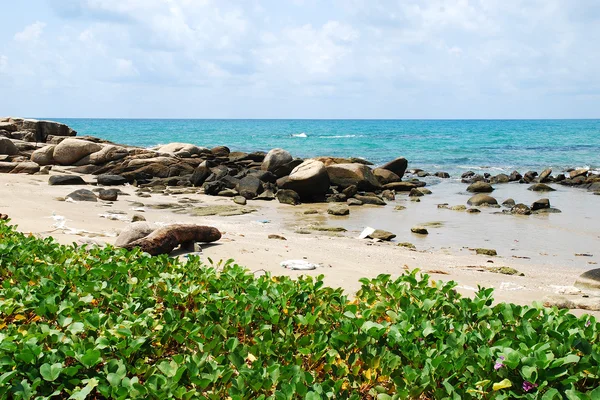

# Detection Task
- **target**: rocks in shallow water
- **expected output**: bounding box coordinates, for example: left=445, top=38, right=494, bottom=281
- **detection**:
left=531, top=198, right=550, bottom=211
left=509, top=171, right=522, bottom=182
left=490, top=173, right=509, bottom=184
left=381, top=189, right=395, bottom=201
left=49, top=175, right=86, bottom=185
left=523, top=171, right=538, bottom=183
left=434, top=171, right=450, bottom=178
left=532, top=207, right=562, bottom=214
left=511, top=203, right=531, bottom=215
left=347, top=198, right=363, bottom=206
left=502, top=198, right=515, bottom=208
left=341, top=185, right=358, bottom=198
left=262, top=148, right=293, bottom=173
left=97, top=174, right=128, bottom=186
left=233, top=196, right=247, bottom=205
left=276, top=160, right=330, bottom=200
left=528, top=183, right=556, bottom=192
left=409, top=188, right=423, bottom=197
left=467, top=194, right=498, bottom=206
left=394, top=205, right=406, bottom=211
left=379, top=157, right=408, bottom=179
left=98, top=189, right=119, bottom=201
left=411, top=226, right=428, bottom=235
left=451, top=205, right=467, bottom=211
left=373, top=168, right=401, bottom=185
left=569, top=168, right=589, bottom=179
left=574, top=268, right=600, bottom=293
left=466, top=208, right=480, bottom=213
left=326, top=163, right=381, bottom=191
left=327, top=203, right=350, bottom=216
left=539, top=168, right=552, bottom=183
left=475, top=248, right=497, bottom=256
left=382, top=181, right=418, bottom=192
left=398, top=242, right=416, bottom=250
left=368, top=229, right=396, bottom=241
left=354, top=194, right=386, bottom=206
left=66, top=189, right=97, bottom=202
left=467, top=181, right=494, bottom=193
left=276, top=189, right=301, bottom=205
left=53, top=139, right=103, bottom=165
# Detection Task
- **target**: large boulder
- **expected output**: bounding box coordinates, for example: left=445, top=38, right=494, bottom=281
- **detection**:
left=48, top=175, right=86, bottom=185
left=570, top=168, right=589, bottom=179
left=276, top=160, right=330, bottom=200
left=20, top=119, right=77, bottom=141
left=575, top=269, right=600, bottom=294
left=190, top=161, right=212, bottom=187
left=114, top=222, right=154, bottom=247
left=539, top=168, right=552, bottom=183
left=326, top=163, right=380, bottom=190
left=379, top=157, right=408, bottom=179
left=467, top=194, right=498, bottom=206
left=467, top=181, right=494, bottom=193
left=75, top=145, right=129, bottom=166
left=31, top=145, right=56, bottom=165
left=0, top=122, right=18, bottom=132
left=237, top=175, right=262, bottom=199
left=262, top=148, right=293, bottom=173
left=0, top=138, right=18, bottom=155
left=97, top=174, right=128, bottom=186
left=0, top=162, right=18, bottom=173
left=53, top=139, right=103, bottom=165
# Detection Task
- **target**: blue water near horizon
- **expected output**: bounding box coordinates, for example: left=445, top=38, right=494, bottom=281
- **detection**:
left=49, top=118, right=600, bottom=175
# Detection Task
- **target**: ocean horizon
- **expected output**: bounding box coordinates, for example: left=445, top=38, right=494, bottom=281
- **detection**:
left=47, top=118, right=600, bottom=176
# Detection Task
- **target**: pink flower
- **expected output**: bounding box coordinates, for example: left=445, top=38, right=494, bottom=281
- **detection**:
left=522, top=381, right=538, bottom=392
left=585, top=319, right=591, bottom=327
left=494, top=356, right=505, bottom=370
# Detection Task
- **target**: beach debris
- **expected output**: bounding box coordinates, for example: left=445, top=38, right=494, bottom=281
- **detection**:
left=268, top=234, right=287, bottom=240
left=411, top=226, right=429, bottom=235
left=575, top=253, right=594, bottom=257
left=0, top=213, right=9, bottom=220
left=99, top=212, right=131, bottom=222
left=475, top=248, right=498, bottom=256
left=122, top=224, right=221, bottom=256
left=499, top=282, right=525, bottom=291
left=358, top=227, right=376, bottom=239
left=280, top=260, right=319, bottom=270
left=328, top=203, right=350, bottom=216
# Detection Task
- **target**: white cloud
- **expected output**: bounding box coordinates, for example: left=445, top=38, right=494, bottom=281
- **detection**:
left=14, top=21, right=47, bottom=43
left=114, top=58, right=139, bottom=78
left=0, top=56, right=7, bottom=72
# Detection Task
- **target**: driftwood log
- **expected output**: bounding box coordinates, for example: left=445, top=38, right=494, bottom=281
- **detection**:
left=0, top=214, right=8, bottom=220
left=123, top=224, right=221, bottom=256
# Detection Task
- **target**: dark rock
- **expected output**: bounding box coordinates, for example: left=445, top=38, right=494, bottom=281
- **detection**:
left=326, top=194, right=347, bottom=203
left=379, top=157, right=408, bottom=179
left=575, top=268, right=600, bottom=293
left=434, top=172, right=450, bottom=178
left=0, top=138, right=19, bottom=155
left=532, top=207, right=562, bottom=214
left=502, top=198, right=516, bottom=208
left=490, top=174, right=510, bottom=184
left=528, top=183, right=556, bottom=192
left=411, top=226, right=428, bottom=235
left=202, top=180, right=224, bottom=195
left=132, top=214, right=146, bottom=222
left=190, top=161, right=213, bottom=187
left=523, top=171, right=538, bottom=183
left=461, top=171, right=475, bottom=179
left=462, top=174, right=485, bottom=184
left=467, top=194, right=498, bottom=206
left=341, top=185, right=358, bottom=198
left=509, top=171, right=522, bottom=181
left=467, top=181, right=494, bottom=193
left=217, top=189, right=238, bottom=197
left=49, top=175, right=86, bottom=186
left=466, top=208, right=481, bottom=213
left=409, top=188, right=424, bottom=197
left=531, top=198, right=550, bottom=211
left=237, top=175, right=262, bottom=199
left=416, top=171, right=430, bottom=178
left=211, top=146, right=230, bottom=157
left=373, top=168, right=401, bottom=185
left=382, top=181, right=417, bottom=192
left=255, top=190, right=276, bottom=201
left=276, top=189, right=301, bottom=205
left=381, top=190, right=395, bottom=201
left=66, top=189, right=97, bottom=202
left=272, top=158, right=304, bottom=179
left=97, top=174, right=128, bottom=186
left=98, top=189, right=119, bottom=201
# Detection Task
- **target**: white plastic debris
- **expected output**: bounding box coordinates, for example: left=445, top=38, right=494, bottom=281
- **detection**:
left=358, top=227, right=376, bottom=239
left=99, top=213, right=132, bottom=222
left=280, top=260, right=319, bottom=270
left=499, top=282, right=525, bottom=291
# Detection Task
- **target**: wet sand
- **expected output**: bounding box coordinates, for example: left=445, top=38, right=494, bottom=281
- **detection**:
left=0, top=171, right=598, bottom=317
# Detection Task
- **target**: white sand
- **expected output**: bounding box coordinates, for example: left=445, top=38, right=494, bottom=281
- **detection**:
left=1, top=171, right=598, bottom=317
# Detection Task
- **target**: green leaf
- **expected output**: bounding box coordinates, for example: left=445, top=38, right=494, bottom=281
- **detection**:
left=69, top=378, right=99, bottom=400
left=40, top=363, right=63, bottom=382
left=79, top=349, right=101, bottom=368
left=492, top=379, right=512, bottom=391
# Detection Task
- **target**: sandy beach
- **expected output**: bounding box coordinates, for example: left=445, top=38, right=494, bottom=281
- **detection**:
left=2, top=170, right=598, bottom=317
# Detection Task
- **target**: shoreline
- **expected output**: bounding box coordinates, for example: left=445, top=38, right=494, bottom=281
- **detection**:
left=1, top=117, right=599, bottom=316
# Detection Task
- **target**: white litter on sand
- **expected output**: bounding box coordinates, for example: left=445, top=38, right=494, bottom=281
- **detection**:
left=499, top=282, right=525, bottom=291
left=280, top=260, right=320, bottom=270
left=99, top=213, right=132, bottom=222
left=549, top=285, right=582, bottom=295
left=358, top=227, right=376, bottom=239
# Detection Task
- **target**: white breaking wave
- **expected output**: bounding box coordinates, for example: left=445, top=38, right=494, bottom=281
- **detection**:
left=318, top=134, right=359, bottom=139
left=291, top=132, right=308, bottom=138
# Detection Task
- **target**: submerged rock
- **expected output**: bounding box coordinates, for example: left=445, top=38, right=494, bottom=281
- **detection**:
left=467, top=194, right=498, bottom=206
left=328, top=203, right=350, bottom=216
left=467, top=181, right=494, bottom=193
left=511, top=203, right=531, bottom=215
left=531, top=198, right=550, bottom=211
left=411, top=226, right=428, bottom=235
left=528, top=183, right=556, bottom=192
left=368, top=229, right=396, bottom=241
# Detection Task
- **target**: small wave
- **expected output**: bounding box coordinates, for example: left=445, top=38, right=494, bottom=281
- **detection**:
left=291, top=132, right=308, bottom=138
left=317, top=134, right=359, bottom=139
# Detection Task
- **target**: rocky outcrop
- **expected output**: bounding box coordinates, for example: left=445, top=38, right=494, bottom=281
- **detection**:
left=0, top=138, right=18, bottom=155
left=277, top=160, right=330, bottom=200
left=262, top=148, right=293, bottom=173
left=30, top=145, right=56, bottom=165
left=379, top=157, right=408, bottom=179
left=53, top=139, right=103, bottom=165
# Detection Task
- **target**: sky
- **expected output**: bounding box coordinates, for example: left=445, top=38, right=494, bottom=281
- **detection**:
left=1, top=0, right=599, bottom=119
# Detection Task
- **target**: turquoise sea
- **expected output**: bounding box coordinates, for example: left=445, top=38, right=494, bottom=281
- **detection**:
left=52, top=119, right=600, bottom=175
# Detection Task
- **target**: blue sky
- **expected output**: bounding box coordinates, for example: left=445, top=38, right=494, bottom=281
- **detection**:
left=1, top=0, right=599, bottom=119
